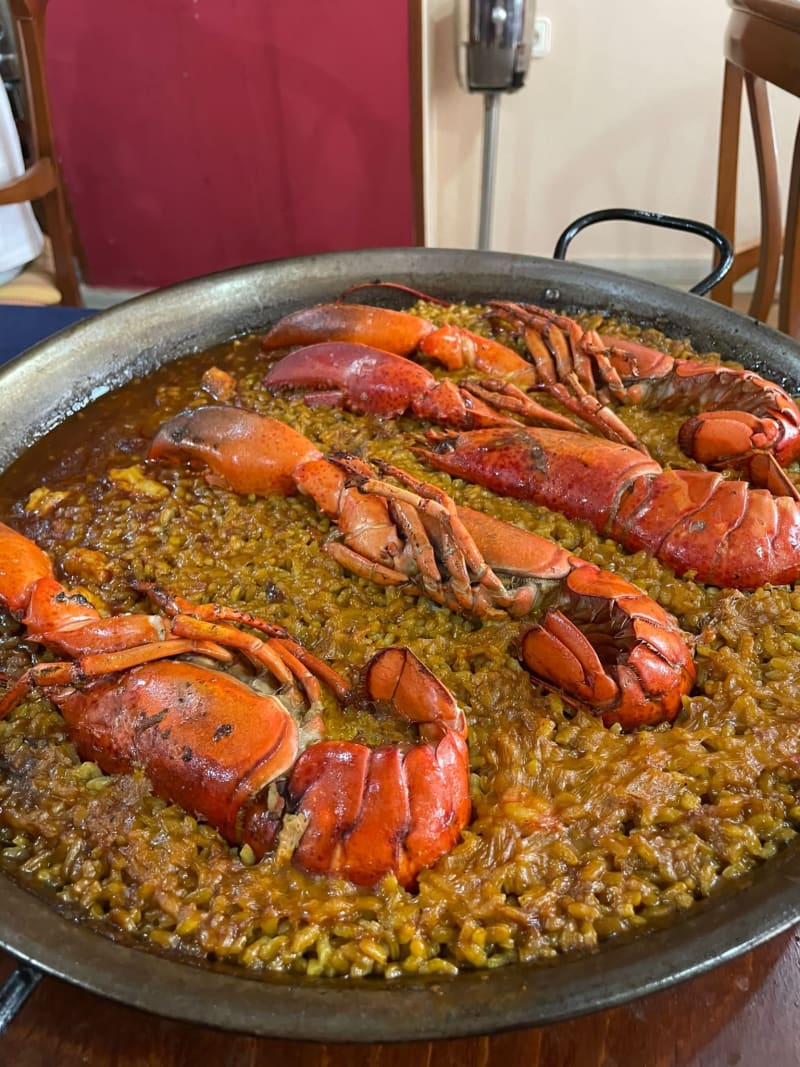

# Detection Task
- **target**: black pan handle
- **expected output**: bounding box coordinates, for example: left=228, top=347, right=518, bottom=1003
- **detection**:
left=553, top=208, right=734, bottom=296
left=0, top=961, right=43, bottom=1035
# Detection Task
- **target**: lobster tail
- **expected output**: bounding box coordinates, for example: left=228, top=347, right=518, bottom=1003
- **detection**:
left=520, top=563, right=696, bottom=730
left=417, top=425, right=800, bottom=590
left=285, top=648, right=470, bottom=889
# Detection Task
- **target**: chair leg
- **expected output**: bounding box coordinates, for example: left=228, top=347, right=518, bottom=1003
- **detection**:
left=713, top=61, right=743, bottom=308
left=39, top=184, right=82, bottom=306
left=746, top=74, right=781, bottom=321
left=778, top=117, right=800, bottom=337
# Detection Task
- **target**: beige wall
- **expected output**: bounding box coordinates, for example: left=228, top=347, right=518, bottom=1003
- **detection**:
left=424, top=0, right=800, bottom=289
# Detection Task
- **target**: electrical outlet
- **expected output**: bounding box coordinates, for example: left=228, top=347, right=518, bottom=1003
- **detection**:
left=531, top=16, right=552, bottom=58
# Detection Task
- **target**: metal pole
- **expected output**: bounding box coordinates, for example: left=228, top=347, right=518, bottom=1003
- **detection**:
left=478, top=91, right=501, bottom=250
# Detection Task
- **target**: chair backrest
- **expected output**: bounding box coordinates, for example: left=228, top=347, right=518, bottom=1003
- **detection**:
left=714, top=0, right=800, bottom=334
left=0, top=0, right=81, bottom=304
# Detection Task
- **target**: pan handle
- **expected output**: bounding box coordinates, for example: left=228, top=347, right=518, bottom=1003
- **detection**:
left=552, top=208, right=734, bottom=296
left=0, top=961, right=43, bottom=1035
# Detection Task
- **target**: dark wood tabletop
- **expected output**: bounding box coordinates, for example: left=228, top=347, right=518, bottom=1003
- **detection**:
left=0, top=928, right=798, bottom=1066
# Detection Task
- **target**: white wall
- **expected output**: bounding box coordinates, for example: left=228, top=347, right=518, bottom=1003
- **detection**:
left=424, top=0, right=800, bottom=290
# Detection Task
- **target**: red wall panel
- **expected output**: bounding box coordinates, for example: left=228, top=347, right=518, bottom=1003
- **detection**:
left=46, top=1, right=414, bottom=288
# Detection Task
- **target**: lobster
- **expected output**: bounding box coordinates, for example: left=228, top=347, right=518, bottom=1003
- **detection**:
left=260, top=297, right=539, bottom=387
left=260, top=298, right=635, bottom=445
left=149, top=405, right=696, bottom=731
left=262, top=287, right=800, bottom=495
left=0, top=520, right=470, bottom=889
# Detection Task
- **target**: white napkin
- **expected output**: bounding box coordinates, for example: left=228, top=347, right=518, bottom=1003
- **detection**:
left=0, top=85, right=44, bottom=281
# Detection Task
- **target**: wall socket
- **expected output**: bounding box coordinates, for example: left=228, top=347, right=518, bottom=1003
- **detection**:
left=532, top=15, right=552, bottom=57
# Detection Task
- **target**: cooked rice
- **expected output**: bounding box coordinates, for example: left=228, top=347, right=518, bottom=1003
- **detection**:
left=0, top=302, right=797, bottom=978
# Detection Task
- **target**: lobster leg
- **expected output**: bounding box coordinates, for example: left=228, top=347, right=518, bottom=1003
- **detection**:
left=140, top=584, right=353, bottom=703
left=484, top=302, right=649, bottom=449
left=0, top=519, right=348, bottom=707
left=331, top=454, right=517, bottom=619
left=0, top=637, right=234, bottom=718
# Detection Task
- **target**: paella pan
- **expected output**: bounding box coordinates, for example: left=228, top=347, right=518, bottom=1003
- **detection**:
left=0, top=248, right=799, bottom=1041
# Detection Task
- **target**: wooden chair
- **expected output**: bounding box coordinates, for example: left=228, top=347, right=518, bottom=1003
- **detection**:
left=713, top=0, right=800, bottom=335
left=0, top=0, right=81, bottom=305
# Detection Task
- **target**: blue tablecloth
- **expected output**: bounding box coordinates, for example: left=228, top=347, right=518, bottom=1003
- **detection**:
left=0, top=305, right=97, bottom=366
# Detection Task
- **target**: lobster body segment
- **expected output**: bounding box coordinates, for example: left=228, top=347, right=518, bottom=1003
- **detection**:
left=416, top=426, right=661, bottom=530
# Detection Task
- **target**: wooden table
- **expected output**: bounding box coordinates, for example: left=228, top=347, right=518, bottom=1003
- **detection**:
left=1, top=929, right=798, bottom=1065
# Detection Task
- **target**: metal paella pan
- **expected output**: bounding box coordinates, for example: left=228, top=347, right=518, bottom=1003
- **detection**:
left=1, top=246, right=800, bottom=1043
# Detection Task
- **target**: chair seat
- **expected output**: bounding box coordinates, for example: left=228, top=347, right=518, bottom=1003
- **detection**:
left=0, top=237, right=62, bottom=305
left=731, top=0, right=800, bottom=33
